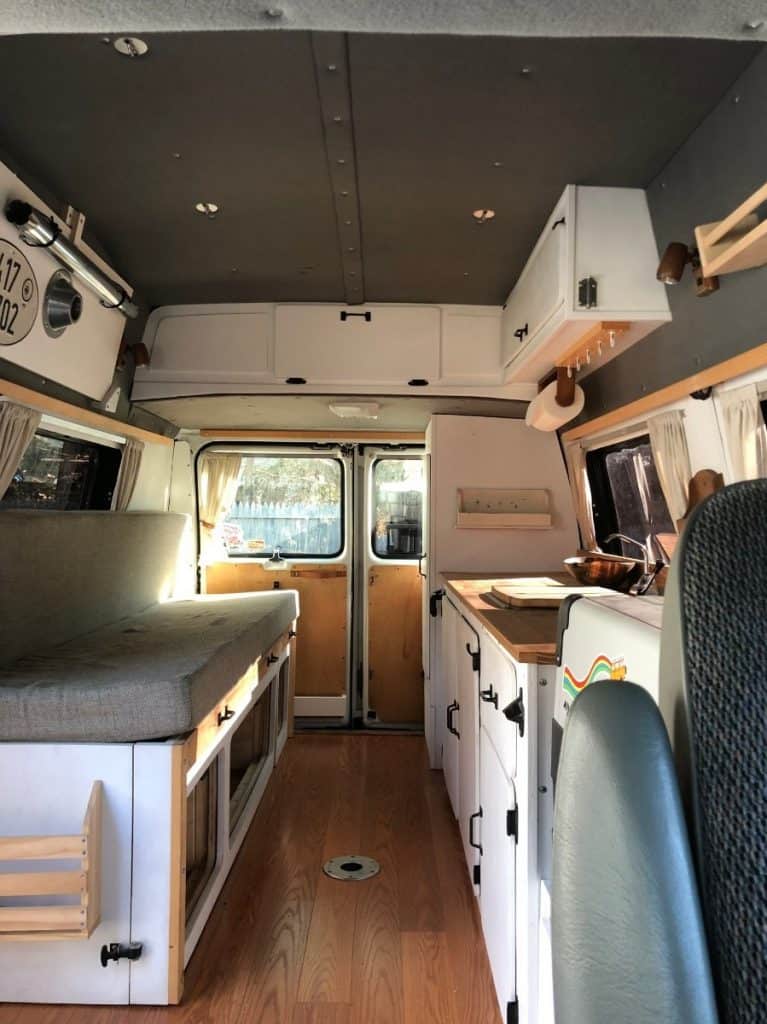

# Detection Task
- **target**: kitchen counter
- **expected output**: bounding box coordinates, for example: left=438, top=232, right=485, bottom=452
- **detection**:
left=443, top=573, right=570, bottom=664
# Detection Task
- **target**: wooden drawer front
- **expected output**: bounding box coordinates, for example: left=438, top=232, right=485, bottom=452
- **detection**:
left=258, top=631, right=290, bottom=681
left=480, top=636, right=519, bottom=781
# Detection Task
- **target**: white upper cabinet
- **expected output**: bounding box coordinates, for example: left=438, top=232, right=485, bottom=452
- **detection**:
left=274, top=304, right=440, bottom=384
left=501, top=185, right=671, bottom=384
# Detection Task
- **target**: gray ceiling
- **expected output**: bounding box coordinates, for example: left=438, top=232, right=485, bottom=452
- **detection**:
left=0, top=32, right=759, bottom=307
left=3, top=1, right=767, bottom=40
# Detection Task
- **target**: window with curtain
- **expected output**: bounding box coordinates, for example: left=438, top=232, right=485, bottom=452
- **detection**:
left=0, top=429, right=121, bottom=510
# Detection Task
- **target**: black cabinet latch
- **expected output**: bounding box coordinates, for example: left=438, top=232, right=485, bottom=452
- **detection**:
left=217, top=704, right=235, bottom=726
left=429, top=588, right=444, bottom=617
left=503, top=689, right=525, bottom=737
left=578, top=276, right=598, bottom=308
left=480, top=686, right=498, bottom=709
left=513, top=322, right=529, bottom=343
left=340, top=310, right=371, bottom=322
left=465, top=642, right=480, bottom=673
left=267, top=653, right=279, bottom=665
left=100, top=941, right=143, bottom=967
left=506, top=807, right=518, bottom=842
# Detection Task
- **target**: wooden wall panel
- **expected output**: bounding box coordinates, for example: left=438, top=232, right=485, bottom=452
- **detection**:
left=368, top=565, right=423, bottom=724
left=205, top=562, right=347, bottom=698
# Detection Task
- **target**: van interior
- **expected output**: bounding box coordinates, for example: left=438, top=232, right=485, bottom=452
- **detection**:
left=0, top=5, right=766, bottom=1022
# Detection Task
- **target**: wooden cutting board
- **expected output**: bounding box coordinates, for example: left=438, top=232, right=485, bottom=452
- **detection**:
left=490, top=579, right=615, bottom=608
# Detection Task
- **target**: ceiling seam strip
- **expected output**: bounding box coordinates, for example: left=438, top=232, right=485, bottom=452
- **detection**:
left=310, top=31, right=366, bottom=305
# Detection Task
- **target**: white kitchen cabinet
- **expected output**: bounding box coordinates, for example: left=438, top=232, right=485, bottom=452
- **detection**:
left=480, top=734, right=518, bottom=1022
left=455, top=613, right=481, bottom=886
left=441, top=596, right=461, bottom=817
left=274, top=303, right=441, bottom=384
left=501, top=185, right=671, bottom=384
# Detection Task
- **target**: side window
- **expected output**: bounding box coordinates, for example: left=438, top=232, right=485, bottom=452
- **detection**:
left=222, top=455, right=343, bottom=558
left=371, top=457, right=424, bottom=559
left=586, top=435, right=675, bottom=558
left=1, top=429, right=121, bottom=511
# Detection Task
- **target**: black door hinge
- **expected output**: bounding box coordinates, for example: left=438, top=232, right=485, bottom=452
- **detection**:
left=506, top=807, right=518, bottom=842
left=430, top=588, right=444, bottom=617
left=465, top=642, right=480, bottom=673
left=507, top=999, right=519, bottom=1024
left=502, top=689, right=525, bottom=738
left=473, top=864, right=481, bottom=886
left=578, top=276, right=598, bottom=308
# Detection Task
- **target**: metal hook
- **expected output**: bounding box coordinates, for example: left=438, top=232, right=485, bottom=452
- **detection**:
left=567, top=364, right=573, bottom=379
left=585, top=349, right=591, bottom=364
left=576, top=356, right=581, bottom=371
left=597, top=339, right=603, bottom=356
left=609, top=330, right=616, bottom=349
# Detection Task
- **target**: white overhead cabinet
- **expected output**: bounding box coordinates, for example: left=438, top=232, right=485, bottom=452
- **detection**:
left=502, top=185, right=671, bottom=384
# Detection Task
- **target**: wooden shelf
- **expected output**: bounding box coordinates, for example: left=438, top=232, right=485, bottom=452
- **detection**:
left=456, top=487, right=551, bottom=529
left=0, top=781, right=102, bottom=941
left=695, top=183, right=767, bottom=277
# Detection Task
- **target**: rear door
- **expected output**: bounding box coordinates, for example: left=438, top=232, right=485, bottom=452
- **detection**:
left=201, top=444, right=353, bottom=722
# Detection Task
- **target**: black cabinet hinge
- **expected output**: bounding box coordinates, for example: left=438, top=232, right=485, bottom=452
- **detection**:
left=507, top=999, right=519, bottom=1024
left=429, top=588, right=444, bottom=617
left=577, top=276, right=598, bottom=308
left=472, top=863, right=481, bottom=886
left=465, top=642, right=480, bottom=673
left=506, top=807, right=518, bottom=842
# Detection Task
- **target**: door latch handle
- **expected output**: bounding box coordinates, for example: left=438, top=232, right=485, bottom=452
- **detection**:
left=100, top=941, right=143, bottom=967
left=480, top=686, right=498, bottom=709
left=446, top=700, right=460, bottom=738
left=217, top=705, right=236, bottom=726
left=469, top=808, right=483, bottom=854
left=502, top=689, right=525, bottom=737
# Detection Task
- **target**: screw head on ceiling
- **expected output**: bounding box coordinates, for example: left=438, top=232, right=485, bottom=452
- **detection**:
left=520, top=65, right=534, bottom=77
left=113, top=36, right=149, bottom=58
left=172, top=152, right=181, bottom=159
left=339, top=190, right=350, bottom=197
left=492, top=160, right=504, bottom=168
left=264, top=7, right=284, bottom=18
left=333, top=115, right=344, bottom=124
left=327, top=63, right=338, bottom=72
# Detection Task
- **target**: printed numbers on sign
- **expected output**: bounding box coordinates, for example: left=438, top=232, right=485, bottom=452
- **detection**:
left=0, top=239, right=38, bottom=345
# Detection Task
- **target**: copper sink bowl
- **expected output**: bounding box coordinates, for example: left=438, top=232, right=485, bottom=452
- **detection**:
left=564, top=551, right=645, bottom=592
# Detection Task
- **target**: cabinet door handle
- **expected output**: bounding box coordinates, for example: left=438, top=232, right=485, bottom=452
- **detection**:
left=480, top=686, right=498, bottom=709
left=469, top=808, right=483, bottom=854
left=446, top=700, right=460, bottom=738
left=217, top=705, right=235, bottom=726
left=418, top=552, right=427, bottom=579
left=465, top=642, right=480, bottom=673
left=514, top=322, right=529, bottom=342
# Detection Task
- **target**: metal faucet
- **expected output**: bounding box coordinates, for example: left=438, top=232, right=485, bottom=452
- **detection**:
left=603, top=533, right=650, bottom=573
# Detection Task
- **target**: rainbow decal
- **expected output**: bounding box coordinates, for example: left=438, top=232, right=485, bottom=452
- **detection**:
left=562, top=654, right=619, bottom=700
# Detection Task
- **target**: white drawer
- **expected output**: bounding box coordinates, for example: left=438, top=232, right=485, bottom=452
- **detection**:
left=479, top=634, right=520, bottom=779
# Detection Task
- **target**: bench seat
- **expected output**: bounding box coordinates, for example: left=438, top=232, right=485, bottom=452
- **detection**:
left=0, top=591, right=298, bottom=743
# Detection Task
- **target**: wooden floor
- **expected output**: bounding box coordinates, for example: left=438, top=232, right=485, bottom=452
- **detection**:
left=3, top=735, right=501, bottom=1024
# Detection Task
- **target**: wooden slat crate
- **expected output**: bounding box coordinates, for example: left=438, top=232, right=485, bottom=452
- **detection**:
left=0, top=781, right=102, bottom=940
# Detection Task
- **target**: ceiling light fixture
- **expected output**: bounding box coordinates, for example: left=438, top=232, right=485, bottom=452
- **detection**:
left=328, top=402, right=380, bottom=420
left=472, top=209, right=496, bottom=224
left=113, top=37, right=149, bottom=58
left=195, top=202, right=219, bottom=218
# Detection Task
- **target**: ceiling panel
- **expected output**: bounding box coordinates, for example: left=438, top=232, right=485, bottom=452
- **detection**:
left=0, top=32, right=344, bottom=306
left=0, top=32, right=759, bottom=308
left=349, top=35, right=759, bottom=303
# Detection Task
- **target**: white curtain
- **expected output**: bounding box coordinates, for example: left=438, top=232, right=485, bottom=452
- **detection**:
left=564, top=442, right=597, bottom=550
left=198, top=453, right=242, bottom=563
left=111, top=438, right=145, bottom=510
left=0, top=401, right=41, bottom=500
left=647, top=410, right=692, bottom=523
left=717, top=383, right=767, bottom=482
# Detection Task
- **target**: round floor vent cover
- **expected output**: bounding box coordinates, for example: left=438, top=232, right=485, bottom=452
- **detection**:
left=323, top=855, right=380, bottom=881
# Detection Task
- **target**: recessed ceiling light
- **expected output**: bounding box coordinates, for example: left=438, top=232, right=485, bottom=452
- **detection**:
left=328, top=402, right=380, bottom=420
left=195, top=202, right=219, bottom=218
left=520, top=65, right=534, bottom=77
left=472, top=209, right=496, bottom=224
left=113, top=37, right=149, bottom=58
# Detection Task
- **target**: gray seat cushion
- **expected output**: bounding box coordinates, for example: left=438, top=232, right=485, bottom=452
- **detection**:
left=552, top=680, right=717, bottom=1024
left=0, top=591, right=298, bottom=743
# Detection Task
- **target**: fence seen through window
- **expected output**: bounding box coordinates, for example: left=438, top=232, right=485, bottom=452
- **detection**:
left=223, top=455, right=343, bottom=558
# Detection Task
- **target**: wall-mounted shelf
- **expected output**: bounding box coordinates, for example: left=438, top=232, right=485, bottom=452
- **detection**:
left=456, top=488, right=551, bottom=529
left=695, top=182, right=767, bottom=277
left=0, top=781, right=102, bottom=941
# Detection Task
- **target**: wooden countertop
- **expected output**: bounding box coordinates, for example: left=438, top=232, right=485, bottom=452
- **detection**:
left=443, top=573, right=569, bottom=665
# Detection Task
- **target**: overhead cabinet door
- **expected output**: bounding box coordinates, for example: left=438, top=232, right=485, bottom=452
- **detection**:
left=502, top=203, right=567, bottom=367
left=275, top=304, right=440, bottom=384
